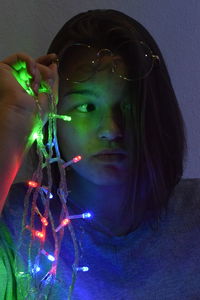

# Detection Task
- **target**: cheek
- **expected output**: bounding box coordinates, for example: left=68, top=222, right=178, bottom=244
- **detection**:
left=57, top=120, right=94, bottom=158
left=58, top=113, right=98, bottom=141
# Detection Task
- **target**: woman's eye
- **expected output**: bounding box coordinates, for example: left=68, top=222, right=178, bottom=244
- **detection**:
left=76, top=103, right=96, bottom=113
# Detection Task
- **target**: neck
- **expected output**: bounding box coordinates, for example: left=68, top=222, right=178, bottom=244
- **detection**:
left=68, top=171, right=147, bottom=236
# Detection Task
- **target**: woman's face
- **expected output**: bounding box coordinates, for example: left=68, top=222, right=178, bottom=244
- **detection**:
left=57, top=57, right=132, bottom=186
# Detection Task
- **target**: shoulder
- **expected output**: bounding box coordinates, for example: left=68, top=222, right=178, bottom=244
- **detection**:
left=174, top=178, right=200, bottom=194
left=164, top=178, right=200, bottom=231
left=169, top=178, right=200, bottom=211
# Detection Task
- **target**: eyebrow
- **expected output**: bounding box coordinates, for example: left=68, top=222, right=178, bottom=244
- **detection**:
left=64, top=89, right=99, bottom=98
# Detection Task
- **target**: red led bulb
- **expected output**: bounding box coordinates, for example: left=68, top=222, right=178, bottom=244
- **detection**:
left=41, top=217, right=48, bottom=226
left=28, top=180, right=39, bottom=188
left=35, top=231, right=44, bottom=239
left=73, top=155, right=82, bottom=163
left=61, top=218, right=70, bottom=226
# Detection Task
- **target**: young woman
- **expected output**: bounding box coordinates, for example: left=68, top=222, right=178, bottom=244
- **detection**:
left=0, top=9, right=200, bottom=300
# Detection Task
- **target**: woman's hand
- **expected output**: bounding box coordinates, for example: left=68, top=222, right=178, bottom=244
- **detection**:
left=0, top=52, right=59, bottom=123
left=0, top=52, right=59, bottom=211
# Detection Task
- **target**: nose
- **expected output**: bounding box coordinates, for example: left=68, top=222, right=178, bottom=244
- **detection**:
left=98, top=113, right=123, bottom=141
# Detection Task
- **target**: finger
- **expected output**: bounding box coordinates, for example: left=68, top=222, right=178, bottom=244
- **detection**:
left=33, top=62, right=58, bottom=100
left=37, top=64, right=52, bottom=85
left=32, top=62, right=54, bottom=95
left=36, top=53, right=58, bottom=66
left=35, top=60, right=58, bottom=86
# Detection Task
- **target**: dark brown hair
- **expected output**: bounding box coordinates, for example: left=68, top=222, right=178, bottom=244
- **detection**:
left=47, top=9, right=188, bottom=229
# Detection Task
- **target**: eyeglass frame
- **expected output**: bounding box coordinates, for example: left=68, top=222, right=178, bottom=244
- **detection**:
left=57, top=41, right=160, bottom=83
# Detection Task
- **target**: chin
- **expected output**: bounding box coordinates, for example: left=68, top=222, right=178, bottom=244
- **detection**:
left=91, top=176, right=126, bottom=186
left=73, top=164, right=128, bottom=186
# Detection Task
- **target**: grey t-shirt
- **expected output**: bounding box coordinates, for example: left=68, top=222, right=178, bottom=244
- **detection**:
left=1, top=178, right=200, bottom=299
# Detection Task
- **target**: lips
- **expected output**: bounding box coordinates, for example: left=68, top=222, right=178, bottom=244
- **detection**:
left=93, top=149, right=127, bottom=156
left=93, top=149, right=127, bottom=162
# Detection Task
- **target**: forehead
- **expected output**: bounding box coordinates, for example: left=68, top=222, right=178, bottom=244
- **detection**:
left=59, top=44, right=127, bottom=77
left=59, top=46, right=131, bottom=95
left=59, top=68, right=131, bottom=102
left=58, top=40, right=152, bottom=76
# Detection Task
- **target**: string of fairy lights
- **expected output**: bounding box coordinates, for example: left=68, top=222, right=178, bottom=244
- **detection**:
left=12, top=61, right=92, bottom=299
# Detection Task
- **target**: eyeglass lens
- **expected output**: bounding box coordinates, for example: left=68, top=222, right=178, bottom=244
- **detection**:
left=59, top=42, right=154, bottom=82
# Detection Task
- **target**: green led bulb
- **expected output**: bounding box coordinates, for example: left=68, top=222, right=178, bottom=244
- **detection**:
left=38, top=80, right=51, bottom=94
left=28, top=117, right=44, bottom=144
left=12, top=60, right=51, bottom=96
left=49, top=113, right=72, bottom=122
left=12, top=61, right=34, bottom=96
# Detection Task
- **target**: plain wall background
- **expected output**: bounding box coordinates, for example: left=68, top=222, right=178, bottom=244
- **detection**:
left=0, top=0, right=199, bottom=179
